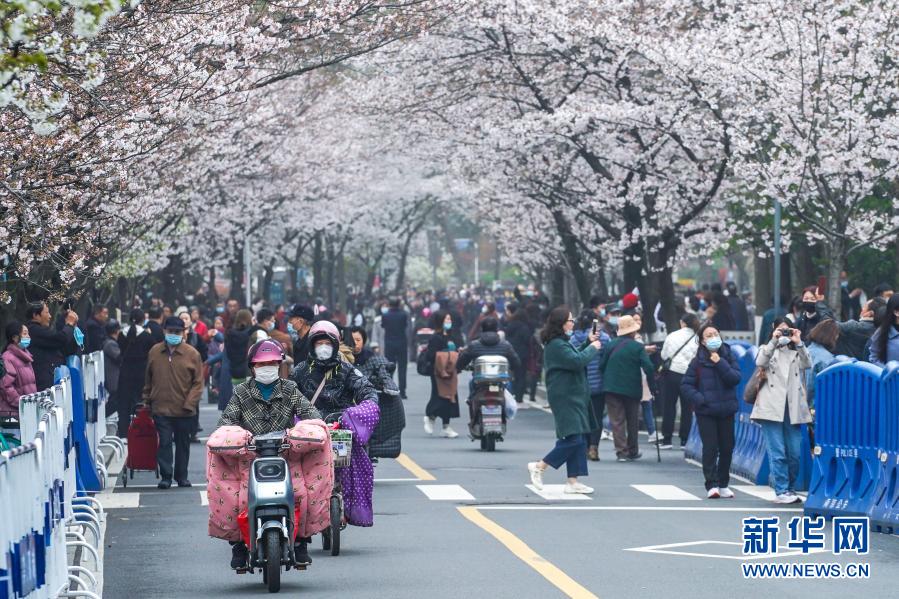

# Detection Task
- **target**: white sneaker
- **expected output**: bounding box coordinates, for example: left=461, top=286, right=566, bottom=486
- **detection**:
left=600, top=429, right=613, bottom=441
left=773, top=493, right=801, bottom=504
left=527, top=462, right=544, bottom=490
left=564, top=482, right=594, bottom=494
left=785, top=491, right=804, bottom=502
left=718, top=487, right=735, bottom=498
left=646, top=431, right=661, bottom=443
left=440, top=425, right=459, bottom=439
left=423, top=416, right=434, bottom=435
left=707, top=487, right=720, bottom=499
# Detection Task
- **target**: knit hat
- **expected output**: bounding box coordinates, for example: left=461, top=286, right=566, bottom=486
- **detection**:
left=622, top=293, right=639, bottom=310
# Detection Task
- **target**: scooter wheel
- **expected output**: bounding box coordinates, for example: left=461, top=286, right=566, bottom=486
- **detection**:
left=484, top=435, right=496, bottom=452
left=264, top=529, right=281, bottom=593
left=329, top=496, right=341, bottom=556
left=322, top=528, right=331, bottom=551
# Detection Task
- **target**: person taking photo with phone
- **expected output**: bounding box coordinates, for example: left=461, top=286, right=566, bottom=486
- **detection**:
left=751, top=319, right=812, bottom=504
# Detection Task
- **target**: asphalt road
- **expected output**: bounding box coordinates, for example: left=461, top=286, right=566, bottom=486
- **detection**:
left=102, top=371, right=899, bottom=598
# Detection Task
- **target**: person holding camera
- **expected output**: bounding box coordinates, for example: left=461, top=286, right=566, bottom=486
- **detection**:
left=751, top=319, right=812, bottom=504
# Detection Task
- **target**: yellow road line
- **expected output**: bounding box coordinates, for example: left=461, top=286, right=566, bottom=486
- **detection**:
left=457, top=506, right=598, bottom=599
left=395, top=453, right=436, bottom=481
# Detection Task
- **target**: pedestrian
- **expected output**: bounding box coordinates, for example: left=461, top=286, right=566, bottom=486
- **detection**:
left=725, top=282, right=750, bottom=331
left=468, top=301, right=500, bottom=342
left=180, top=311, right=208, bottom=442
left=424, top=310, right=463, bottom=438
left=806, top=320, right=839, bottom=410
left=141, top=316, right=203, bottom=489
left=869, top=293, right=899, bottom=366
left=102, top=320, right=122, bottom=423
left=190, top=306, right=208, bottom=338
left=598, top=315, right=658, bottom=461
left=680, top=324, right=742, bottom=498
left=527, top=306, right=601, bottom=494
left=287, top=304, right=314, bottom=364
left=256, top=307, right=292, bottom=358
left=225, top=308, right=253, bottom=388
left=116, top=308, right=156, bottom=436
left=1, top=321, right=36, bottom=413
left=146, top=305, right=165, bottom=343
left=381, top=297, right=410, bottom=399
left=751, top=320, right=812, bottom=503
left=795, top=286, right=835, bottom=342
left=25, top=301, right=80, bottom=391
left=524, top=302, right=544, bottom=402
left=502, top=302, right=534, bottom=404
left=570, top=310, right=610, bottom=461
left=836, top=296, right=883, bottom=360
left=659, top=313, right=700, bottom=450
left=709, top=292, right=736, bottom=331
left=84, top=304, right=109, bottom=353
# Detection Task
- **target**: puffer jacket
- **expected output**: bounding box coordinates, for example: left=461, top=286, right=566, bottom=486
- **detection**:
left=455, top=331, right=522, bottom=373
left=1, top=344, right=37, bottom=411
left=290, top=357, right=378, bottom=420
left=680, top=343, right=742, bottom=418
left=570, top=328, right=610, bottom=395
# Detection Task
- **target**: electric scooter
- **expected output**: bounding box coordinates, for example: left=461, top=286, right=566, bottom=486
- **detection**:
left=468, top=356, right=509, bottom=452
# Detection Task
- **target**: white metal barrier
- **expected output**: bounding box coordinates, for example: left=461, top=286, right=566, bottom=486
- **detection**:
left=1, top=358, right=109, bottom=599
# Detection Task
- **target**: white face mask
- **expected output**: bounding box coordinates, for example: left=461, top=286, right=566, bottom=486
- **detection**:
left=254, top=365, right=279, bottom=385
left=315, top=344, right=334, bottom=361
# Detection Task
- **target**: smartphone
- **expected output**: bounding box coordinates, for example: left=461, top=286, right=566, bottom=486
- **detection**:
left=816, top=276, right=827, bottom=297
left=592, top=319, right=599, bottom=335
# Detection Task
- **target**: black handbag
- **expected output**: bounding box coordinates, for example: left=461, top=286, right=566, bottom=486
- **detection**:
left=368, top=392, right=406, bottom=459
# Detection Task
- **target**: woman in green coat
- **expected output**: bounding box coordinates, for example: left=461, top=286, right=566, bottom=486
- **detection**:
left=528, top=306, right=602, bottom=495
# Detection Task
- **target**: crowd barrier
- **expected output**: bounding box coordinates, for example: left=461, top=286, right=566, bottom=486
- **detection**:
left=683, top=340, right=812, bottom=492
left=1, top=351, right=122, bottom=598
left=805, top=359, right=899, bottom=533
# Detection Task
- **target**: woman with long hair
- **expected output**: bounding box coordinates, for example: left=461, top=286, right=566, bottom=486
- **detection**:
left=527, top=306, right=601, bottom=494
left=869, top=293, right=899, bottom=366
left=424, top=310, right=464, bottom=437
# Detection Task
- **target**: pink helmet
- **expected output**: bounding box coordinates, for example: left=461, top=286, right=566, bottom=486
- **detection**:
left=247, top=339, right=285, bottom=364
left=308, top=320, right=340, bottom=344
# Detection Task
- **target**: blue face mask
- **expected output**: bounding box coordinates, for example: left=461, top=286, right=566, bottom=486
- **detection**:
left=565, top=329, right=574, bottom=337
left=73, top=326, right=85, bottom=348
left=841, top=281, right=849, bottom=289
left=216, top=306, right=225, bottom=314
left=443, top=321, right=452, bottom=331
left=706, top=337, right=723, bottom=351
left=599, top=309, right=606, bottom=318
left=19, top=338, right=31, bottom=349
left=165, top=333, right=183, bottom=346
left=609, top=316, right=620, bottom=327
left=287, top=323, right=297, bottom=335
left=381, top=307, right=388, bottom=315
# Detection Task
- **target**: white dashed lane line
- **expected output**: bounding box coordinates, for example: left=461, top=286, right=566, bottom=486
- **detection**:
left=416, top=484, right=475, bottom=501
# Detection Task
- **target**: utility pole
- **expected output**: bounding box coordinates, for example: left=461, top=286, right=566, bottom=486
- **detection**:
left=244, top=237, right=251, bottom=308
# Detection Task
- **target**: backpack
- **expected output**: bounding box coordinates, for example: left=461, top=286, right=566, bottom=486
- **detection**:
left=416, top=350, right=432, bottom=376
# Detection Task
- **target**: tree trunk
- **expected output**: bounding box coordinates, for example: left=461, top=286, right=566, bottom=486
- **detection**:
left=312, top=232, right=323, bottom=301
left=655, top=266, right=679, bottom=334
left=262, top=259, right=275, bottom=304
left=825, top=240, right=847, bottom=316
left=595, top=252, right=609, bottom=300
left=336, top=240, right=347, bottom=311
left=494, top=243, right=501, bottom=284
left=754, top=254, right=772, bottom=314
left=207, top=267, right=218, bottom=303
left=792, top=240, right=818, bottom=292
left=229, top=246, right=245, bottom=302
left=550, top=266, right=565, bottom=308
left=325, top=239, right=336, bottom=309
left=551, top=210, right=592, bottom=308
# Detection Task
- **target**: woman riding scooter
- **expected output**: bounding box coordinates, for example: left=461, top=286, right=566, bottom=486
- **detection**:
left=290, top=321, right=380, bottom=527
left=218, top=339, right=321, bottom=569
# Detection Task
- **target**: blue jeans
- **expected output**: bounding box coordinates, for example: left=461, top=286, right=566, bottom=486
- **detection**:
left=642, top=401, right=656, bottom=434
left=759, top=412, right=802, bottom=495
left=543, top=434, right=588, bottom=478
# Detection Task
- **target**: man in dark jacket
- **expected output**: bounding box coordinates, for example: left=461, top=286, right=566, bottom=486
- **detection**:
left=381, top=297, right=409, bottom=399
left=85, top=304, right=109, bottom=353
left=26, top=301, right=79, bottom=391
left=457, top=317, right=522, bottom=374
left=146, top=305, right=165, bottom=344
left=725, top=282, right=750, bottom=331
left=836, top=297, right=883, bottom=360
left=288, top=304, right=314, bottom=363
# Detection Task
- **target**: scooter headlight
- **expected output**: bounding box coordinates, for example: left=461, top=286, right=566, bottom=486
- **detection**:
left=254, top=461, right=286, bottom=481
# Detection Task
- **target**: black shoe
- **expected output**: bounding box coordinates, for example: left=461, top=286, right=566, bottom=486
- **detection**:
left=627, top=452, right=643, bottom=461
left=158, top=479, right=172, bottom=489
left=190, top=434, right=200, bottom=443
left=231, top=542, right=249, bottom=569
left=294, top=541, right=312, bottom=565
left=400, top=393, right=408, bottom=400
left=176, top=479, right=192, bottom=488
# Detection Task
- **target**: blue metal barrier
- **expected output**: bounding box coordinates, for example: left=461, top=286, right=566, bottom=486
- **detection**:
left=869, top=362, right=899, bottom=532
left=805, top=360, right=885, bottom=519
left=64, top=356, right=103, bottom=492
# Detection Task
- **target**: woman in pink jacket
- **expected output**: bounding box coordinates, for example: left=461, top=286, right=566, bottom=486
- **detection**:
left=1, top=321, right=37, bottom=413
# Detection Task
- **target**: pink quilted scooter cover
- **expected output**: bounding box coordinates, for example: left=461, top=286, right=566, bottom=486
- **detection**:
left=206, top=420, right=334, bottom=541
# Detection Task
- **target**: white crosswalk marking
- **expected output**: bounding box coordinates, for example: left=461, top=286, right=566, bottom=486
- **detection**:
left=200, top=491, right=208, bottom=506
left=526, top=484, right=592, bottom=501
left=731, top=485, right=807, bottom=501
left=416, top=484, right=475, bottom=501
left=99, top=493, right=141, bottom=509
left=631, top=484, right=701, bottom=501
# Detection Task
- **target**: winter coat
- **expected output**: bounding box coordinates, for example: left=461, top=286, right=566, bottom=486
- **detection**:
left=1, top=344, right=37, bottom=412
left=806, top=342, right=835, bottom=409
left=598, top=336, right=657, bottom=400
left=680, top=344, right=741, bottom=418
left=26, top=321, right=74, bottom=391
left=290, top=357, right=378, bottom=420
left=660, top=327, right=699, bottom=375
left=218, top=378, right=320, bottom=434
left=728, top=295, right=750, bottom=331
left=146, top=320, right=165, bottom=344
left=117, top=326, right=156, bottom=409
left=381, top=309, right=409, bottom=358
left=751, top=340, right=812, bottom=424
left=543, top=336, right=599, bottom=439
left=503, top=318, right=533, bottom=374
left=795, top=302, right=835, bottom=342
left=570, top=328, right=610, bottom=395
left=835, top=319, right=876, bottom=360
left=425, top=331, right=463, bottom=408
left=225, top=327, right=252, bottom=379
left=354, top=350, right=399, bottom=396
left=102, top=337, right=122, bottom=394
left=141, top=342, right=204, bottom=417
left=868, top=326, right=899, bottom=367
left=85, top=317, right=105, bottom=354
left=456, top=331, right=521, bottom=373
